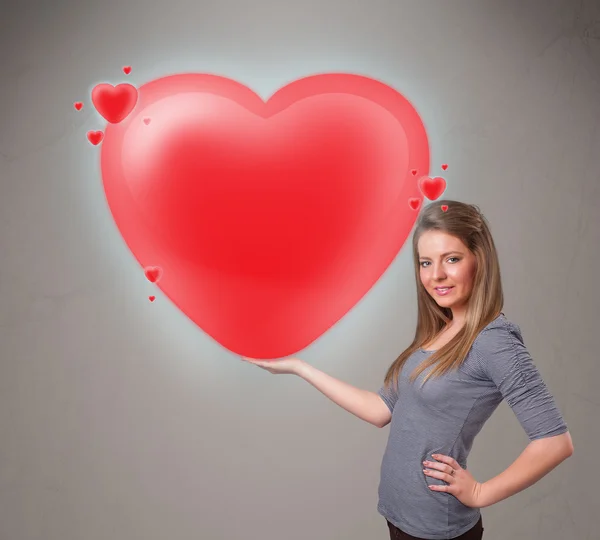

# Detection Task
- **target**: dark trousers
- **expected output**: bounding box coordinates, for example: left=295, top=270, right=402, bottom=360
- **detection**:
left=387, top=515, right=484, bottom=540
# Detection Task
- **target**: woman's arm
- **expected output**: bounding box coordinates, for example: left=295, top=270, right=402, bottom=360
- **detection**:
left=478, top=432, right=574, bottom=508
left=296, top=362, right=392, bottom=428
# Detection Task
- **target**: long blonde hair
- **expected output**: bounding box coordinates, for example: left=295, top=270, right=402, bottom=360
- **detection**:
left=383, top=199, right=504, bottom=390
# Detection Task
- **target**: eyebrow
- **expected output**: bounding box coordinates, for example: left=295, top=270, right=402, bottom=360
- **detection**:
left=419, top=251, right=464, bottom=260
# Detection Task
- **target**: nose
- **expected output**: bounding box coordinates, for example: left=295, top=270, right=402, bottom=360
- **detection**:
left=432, top=263, right=447, bottom=280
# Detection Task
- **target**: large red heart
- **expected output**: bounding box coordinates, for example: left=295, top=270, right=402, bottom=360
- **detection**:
left=100, top=73, right=429, bottom=358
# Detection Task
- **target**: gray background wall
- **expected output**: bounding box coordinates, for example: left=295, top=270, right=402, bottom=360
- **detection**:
left=1, top=0, right=599, bottom=539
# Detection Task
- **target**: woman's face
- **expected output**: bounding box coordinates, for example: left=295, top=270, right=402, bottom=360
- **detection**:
left=417, top=230, right=477, bottom=312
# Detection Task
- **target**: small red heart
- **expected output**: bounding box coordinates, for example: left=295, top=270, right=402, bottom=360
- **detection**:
left=91, top=83, right=138, bottom=124
left=409, top=197, right=421, bottom=210
left=418, top=175, right=446, bottom=201
left=441, top=204, right=448, bottom=212
left=123, top=66, right=132, bottom=75
left=149, top=295, right=156, bottom=302
left=87, top=130, right=104, bottom=145
left=143, top=117, right=151, bottom=125
left=411, top=169, right=417, bottom=176
left=74, top=101, right=83, bottom=111
left=441, top=163, right=448, bottom=171
left=144, top=266, right=162, bottom=283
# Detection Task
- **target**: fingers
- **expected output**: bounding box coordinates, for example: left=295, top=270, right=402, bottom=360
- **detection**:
left=242, top=356, right=270, bottom=363
left=423, top=467, right=455, bottom=484
left=241, top=356, right=271, bottom=369
left=432, top=454, right=460, bottom=469
left=423, top=468, right=443, bottom=479
left=241, top=356, right=262, bottom=364
left=428, top=463, right=454, bottom=475
left=424, top=460, right=445, bottom=472
left=426, top=458, right=459, bottom=476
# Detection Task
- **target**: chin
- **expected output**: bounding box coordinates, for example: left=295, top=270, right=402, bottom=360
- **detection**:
left=430, top=294, right=460, bottom=309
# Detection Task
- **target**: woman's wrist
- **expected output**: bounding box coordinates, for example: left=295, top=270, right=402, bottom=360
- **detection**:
left=294, top=359, right=310, bottom=378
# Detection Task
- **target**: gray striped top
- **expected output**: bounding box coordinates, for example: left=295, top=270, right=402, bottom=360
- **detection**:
left=377, top=314, right=568, bottom=539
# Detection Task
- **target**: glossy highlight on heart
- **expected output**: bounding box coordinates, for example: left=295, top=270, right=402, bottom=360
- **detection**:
left=100, top=73, right=430, bottom=358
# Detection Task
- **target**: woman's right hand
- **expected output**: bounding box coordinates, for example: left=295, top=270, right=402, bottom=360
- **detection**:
left=241, top=356, right=305, bottom=376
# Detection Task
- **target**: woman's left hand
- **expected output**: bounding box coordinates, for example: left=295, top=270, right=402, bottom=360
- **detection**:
left=423, top=454, right=484, bottom=508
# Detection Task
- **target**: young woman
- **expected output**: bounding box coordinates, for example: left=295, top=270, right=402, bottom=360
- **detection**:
left=243, top=200, right=573, bottom=540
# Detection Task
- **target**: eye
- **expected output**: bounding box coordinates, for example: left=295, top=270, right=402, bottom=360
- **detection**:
left=448, top=257, right=461, bottom=263
left=419, top=261, right=430, bottom=268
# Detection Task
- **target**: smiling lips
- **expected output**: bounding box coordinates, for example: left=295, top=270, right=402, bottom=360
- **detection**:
left=434, top=286, right=454, bottom=296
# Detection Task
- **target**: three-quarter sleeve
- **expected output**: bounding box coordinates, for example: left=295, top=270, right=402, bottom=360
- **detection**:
left=473, top=321, right=568, bottom=441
